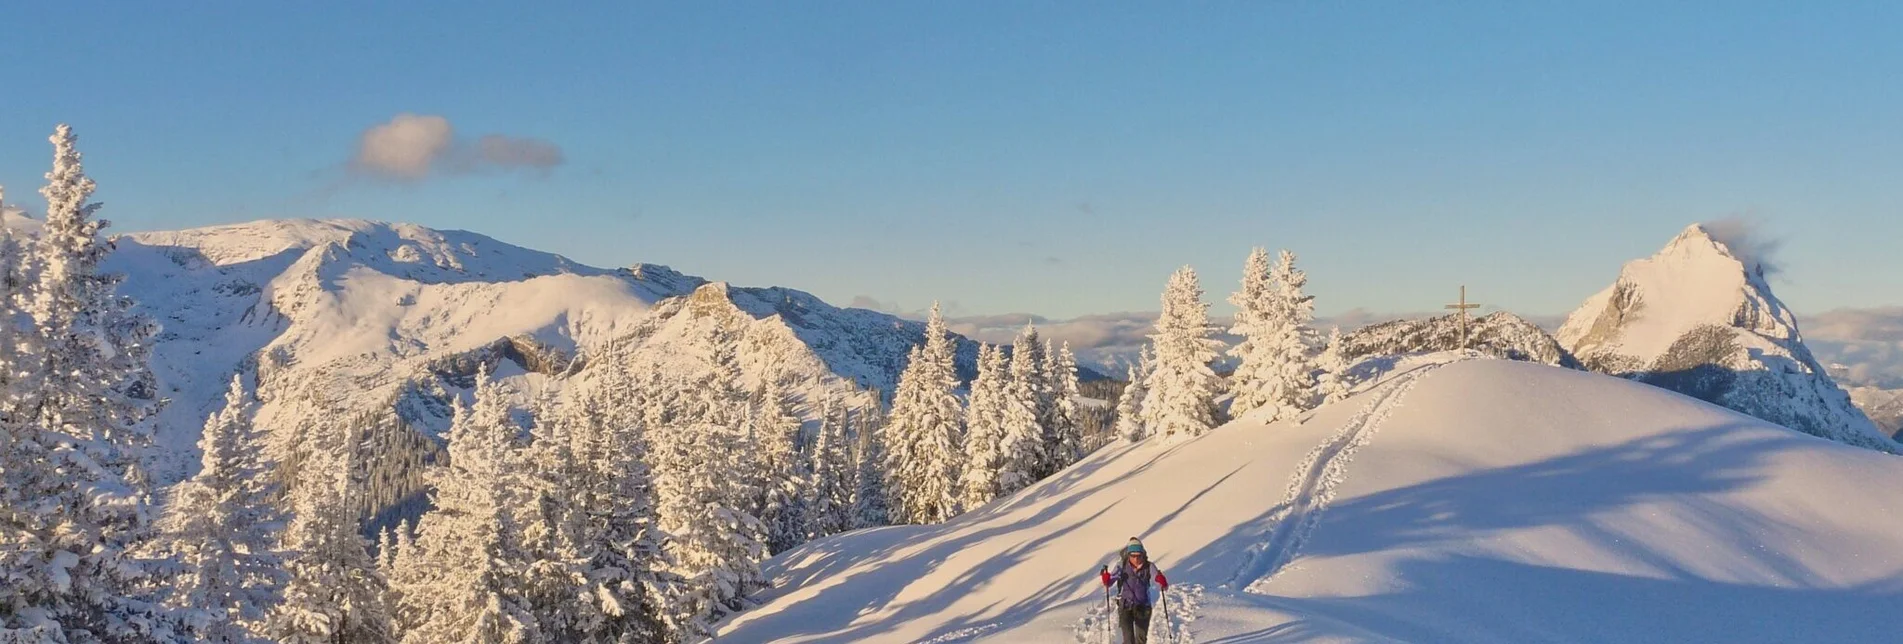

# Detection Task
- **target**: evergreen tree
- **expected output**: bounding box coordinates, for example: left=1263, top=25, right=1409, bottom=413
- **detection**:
left=387, top=374, right=534, bottom=644
left=0, top=125, right=170, bottom=642
left=655, top=326, right=768, bottom=637
left=1044, top=341, right=1084, bottom=469
left=515, top=395, right=592, bottom=643
left=753, top=373, right=809, bottom=554
left=959, top=345, right=1008, bottom=510
left=1316, top=327, right=1354, bottom=404
left=155, top=376, right=283, bottom=643
left=1227, top=247, right=1277, bottom=416
left=881, top=304, right=967, bottom=524
left=1113, top=360, right=1148, bottom=443
left=995, top=337, right=1045, bottom=497
left=804, top=399, right=853, bottom=539
left=570, top=387, right=681, bottom=643
left=269, top=413, right=394, bottom=644
left=1141, top=266, right=1225, bottom=441
left=1008, top=325, right=1054, bottom=479
left=849, top=403, right=891, bottom=530
left=1254, top=250, right=1321, bottom=422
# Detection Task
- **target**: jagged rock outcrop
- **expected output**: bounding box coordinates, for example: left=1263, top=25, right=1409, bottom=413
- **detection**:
left=1341, top=311, right=1580, bottom=368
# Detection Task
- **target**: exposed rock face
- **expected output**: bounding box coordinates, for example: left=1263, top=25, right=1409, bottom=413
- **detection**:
left=1557, top=224, right=1896, bottom=453
left=1342, top=311, right=1580, bottom=368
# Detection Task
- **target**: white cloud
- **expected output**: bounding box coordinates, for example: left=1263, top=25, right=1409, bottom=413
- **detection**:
left=349, top=113, right=563, bottom=181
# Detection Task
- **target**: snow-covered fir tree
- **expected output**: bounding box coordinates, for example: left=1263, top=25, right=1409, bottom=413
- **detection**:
left=1316, top=327, right=1354, bottom=405
left=1113, top=362, right=1148, bottom=443
left=388, top=372, right=534, bottom=644
left=513, top=394, right=593, bottom=643
left=1007, top=325, right=1054, bottom=479
left=995, top=333, right=1046, bottom=497
left=1226, top=246, right=1278, bottom=417
left=1253, top=249, right=1321, bottom=422
left=959, top=344, right=1008, bottom=510
left=849, top=403, right=892, bottom=530
left=567, top=385, right=681, bottom=643
left=753, top=373, right=810, bottom=555
left=654, top=326, right=768, bottom=637
left=881, top=303, right=968, bottom=524
left=0, top=126, right=170, bottom=642
left=268, top=412, right=394, bottom=644
left=1043, top=341, right=1084, bottom=470
left=804, top=399, right=854, bottom=539
left=1141, top=266, right=1225, bottom=441
left=154, top=376, right=283, bottom=643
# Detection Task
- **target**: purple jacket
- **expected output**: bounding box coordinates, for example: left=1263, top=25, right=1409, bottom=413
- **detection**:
left=1108, top=561, right=1155, bottom=606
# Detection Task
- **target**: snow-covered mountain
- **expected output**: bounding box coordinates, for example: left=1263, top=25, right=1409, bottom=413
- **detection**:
left=96, top=218, right=978, bottom=502
left=716, top=356, right=1903, bottom=643
left=1557, top=223, right=1898, bottom=453
left=1341, top=311, right=1579, bottom=368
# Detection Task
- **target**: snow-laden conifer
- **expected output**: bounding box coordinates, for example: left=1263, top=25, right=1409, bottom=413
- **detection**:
left=1316, top=327, right=1354, bottom=404
left=805, top=399, right=854, bottom=539
left=1045, top=341, right=1084, bottom=469
left=1113, top=361, right=1148, bottom=443
left=155, top=376, right=283, bottom=643
left=754, top=373, right=809, bottom=554
left=656, top=325, right=768, bottom=637
left=1141, top=266, right=1224, bottom=441
left=0, top=126, right=170, bottom=642
left=881, top=303, right=967, bottom=524
left=269, top=411, right=394, bottom=644
left=387, top=373, right=533, bottom=644
left=850, top=403, right=892, bottom=529
left=1253, top=250, right=1321, bottom=421
left=959, top=345, right=1008, bottom=509
left=1227, top=247, right=1277, bottom=416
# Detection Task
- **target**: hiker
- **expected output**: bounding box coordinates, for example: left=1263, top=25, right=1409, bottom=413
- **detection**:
left=1099, top=537, right=1168, bottom=644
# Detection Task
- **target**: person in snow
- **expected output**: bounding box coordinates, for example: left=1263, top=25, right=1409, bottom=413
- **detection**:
left=1099, top=537, right=1168, bottom=644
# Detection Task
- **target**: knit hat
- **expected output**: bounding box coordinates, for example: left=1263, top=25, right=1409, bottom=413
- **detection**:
left=1124, top=537, right=1145, bottom=556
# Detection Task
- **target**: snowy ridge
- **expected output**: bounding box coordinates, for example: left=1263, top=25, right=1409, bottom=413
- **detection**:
left=1343, top=311, right=1578, bottom=368
left=1558, top=223, right=1897, bottom=452
left=717, top=357, right=1903, bottom=642
left=93, top=218, right=977, bottom=505
left=1227, top=361, right=1442, bottom=592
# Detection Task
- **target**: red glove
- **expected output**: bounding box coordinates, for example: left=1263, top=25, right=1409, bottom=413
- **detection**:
left=1157, top=571, right=1169, bottom=590
left=1100, top=568, right=1113, bottom=587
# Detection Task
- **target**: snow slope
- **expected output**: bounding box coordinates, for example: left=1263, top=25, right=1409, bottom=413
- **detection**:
left=1558, top=223, right=1896, bottom=452
left=717, top=356, right=1903, bottom=643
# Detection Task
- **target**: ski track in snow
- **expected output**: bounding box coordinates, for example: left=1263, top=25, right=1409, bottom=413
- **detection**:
left=1223, top=363, right=1444, bottom=593
left=919, top=623, right=999, bottom=643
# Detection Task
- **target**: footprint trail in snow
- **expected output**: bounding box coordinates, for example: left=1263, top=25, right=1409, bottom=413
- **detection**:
left=1224, top=363, right=1444, bottom=593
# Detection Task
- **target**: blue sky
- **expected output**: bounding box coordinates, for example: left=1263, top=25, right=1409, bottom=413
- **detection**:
left=2, top=2, right=1899, bottom=319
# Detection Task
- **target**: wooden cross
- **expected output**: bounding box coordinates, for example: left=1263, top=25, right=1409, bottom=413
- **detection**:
left=1445, top=285, right=1480, bottom=350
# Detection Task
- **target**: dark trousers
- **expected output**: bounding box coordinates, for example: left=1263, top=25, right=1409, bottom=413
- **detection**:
left=1118, top=603, right=1152, bottom=644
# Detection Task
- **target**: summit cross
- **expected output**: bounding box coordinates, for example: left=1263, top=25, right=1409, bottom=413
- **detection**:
left=1446, top=285, right=1481, bottom=350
